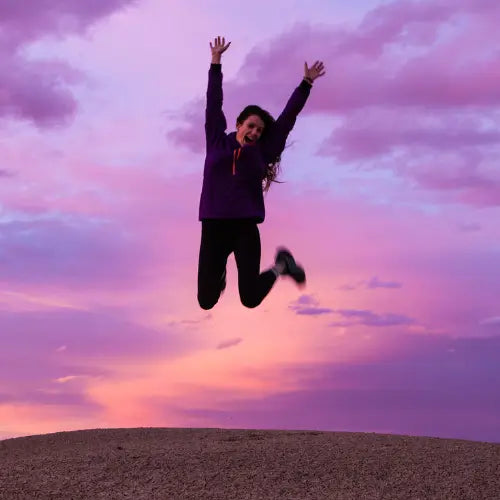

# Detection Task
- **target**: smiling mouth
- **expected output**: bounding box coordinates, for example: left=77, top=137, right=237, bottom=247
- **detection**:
left=244, top=136, right=256, bottom=144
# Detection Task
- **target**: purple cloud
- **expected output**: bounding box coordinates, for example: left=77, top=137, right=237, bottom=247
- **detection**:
left=0, top=393, right=15, bottom=404
left=458, top=222, right=482, bottom=232
left=331, top=309, right=415, bottom=327
left=288, top=296, right=412, bottom=324
left=295, top=308, right=335, bottom=316
left=289, top=295, right=334, bottom=316
left=479, top=317, right=500, bottom=327
left=217, top=338, right=244, bottom=350
left=168, top=316, right=212, bottom=327
left=413, top=162, right=493, bottom=192
left=0, top=57, right=83, bottom=126
left=0, top=0, right=137, bottom=44
left=338, top=284, right=359, bottom=291
left=366, top=276, right=402, bottom=289
left=292, top=295, right=317, bottom=306
left=0, top=0, right=137, bottom=126
left=318, top=111, right=500, bottom=161
left=3, top=389, right=102, bottom=409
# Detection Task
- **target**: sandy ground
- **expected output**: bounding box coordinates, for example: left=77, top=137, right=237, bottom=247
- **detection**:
left=1, top=427, right=499, bottom=499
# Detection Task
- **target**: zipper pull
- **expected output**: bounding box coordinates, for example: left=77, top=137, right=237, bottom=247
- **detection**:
left=232, top=148, right=241, bottom=175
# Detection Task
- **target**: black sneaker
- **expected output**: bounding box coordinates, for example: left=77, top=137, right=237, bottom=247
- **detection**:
left=220, top=268, right=227, bottom=293
left=275, top=247, right=306, bottom=285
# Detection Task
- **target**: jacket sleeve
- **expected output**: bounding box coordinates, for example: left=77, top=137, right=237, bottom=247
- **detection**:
left=262, top=79, right=312, bottom=160
left=205, top=64, right=227, bottom=149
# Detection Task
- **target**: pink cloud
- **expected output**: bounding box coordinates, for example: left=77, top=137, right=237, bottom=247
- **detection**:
left=0, top=307, right=193, bottom=410
left=2, top=166, right=499, bottom=439
left=158, top=333, right=500, bottom=442
left=0, top=137, right=202, bottom=288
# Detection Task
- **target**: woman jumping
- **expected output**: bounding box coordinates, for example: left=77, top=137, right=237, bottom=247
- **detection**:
left=198, top=36, right=325, bottom=310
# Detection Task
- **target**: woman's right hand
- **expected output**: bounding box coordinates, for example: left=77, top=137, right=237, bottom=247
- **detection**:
left=210, top=36, right=231, bottom=63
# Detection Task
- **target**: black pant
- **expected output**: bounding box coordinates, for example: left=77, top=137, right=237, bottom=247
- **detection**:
left=197, top=219, right=277, bottom=309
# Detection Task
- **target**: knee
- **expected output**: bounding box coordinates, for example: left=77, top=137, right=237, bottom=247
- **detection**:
left=198, top=295, right=217, bottom=310
left=240, top=296, right=261, bottom=309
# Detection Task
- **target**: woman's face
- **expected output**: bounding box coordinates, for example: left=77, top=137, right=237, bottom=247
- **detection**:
left=236, top=114, right=265, bottom=146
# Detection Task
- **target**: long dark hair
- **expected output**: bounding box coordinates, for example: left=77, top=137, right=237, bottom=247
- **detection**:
left=236, top=105, right=282, bottom=192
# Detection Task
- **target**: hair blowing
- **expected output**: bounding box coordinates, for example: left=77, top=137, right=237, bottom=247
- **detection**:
left=236, top=105, right=283, bottom=192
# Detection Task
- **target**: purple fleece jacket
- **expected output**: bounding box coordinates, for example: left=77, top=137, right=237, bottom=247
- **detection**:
left=198, top=63, right=311, bottom=223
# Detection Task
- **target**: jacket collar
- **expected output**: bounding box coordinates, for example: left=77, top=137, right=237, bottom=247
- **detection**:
left=228, top=131, right=239, bottom=147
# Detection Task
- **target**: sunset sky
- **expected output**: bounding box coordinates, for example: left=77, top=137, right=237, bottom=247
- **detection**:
left=1, top=0, right=499, bottom=443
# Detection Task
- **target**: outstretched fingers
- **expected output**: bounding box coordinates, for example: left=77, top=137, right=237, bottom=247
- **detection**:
left=210, top=36, right=231, bottom=53
left=314, top=60, right=325, bottom=72
left=305, top=60, right=326, bottom=80
left=317, top=60, right=326, bottom=77
left=210, top=36, right=224, bottom=48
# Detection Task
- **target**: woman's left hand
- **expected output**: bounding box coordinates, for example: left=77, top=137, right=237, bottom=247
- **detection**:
left=304, top=61, right=326, bottom=82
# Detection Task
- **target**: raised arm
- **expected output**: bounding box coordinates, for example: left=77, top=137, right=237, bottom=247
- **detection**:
left=263, top=60, right=326, bottom=159
left=205, top=36, right=231, bottom=148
